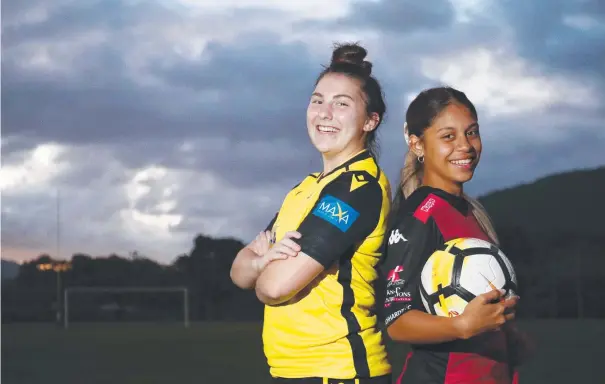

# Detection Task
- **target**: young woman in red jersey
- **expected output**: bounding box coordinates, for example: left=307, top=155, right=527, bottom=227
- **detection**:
left=381, top=87, right=532, bottom=383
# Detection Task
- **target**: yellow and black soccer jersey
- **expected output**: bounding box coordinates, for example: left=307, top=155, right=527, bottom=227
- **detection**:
left=262, top=150, right=392, bottom=379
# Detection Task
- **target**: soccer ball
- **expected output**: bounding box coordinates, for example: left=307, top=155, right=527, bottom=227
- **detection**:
left=419, top=237, right=518, bottom=317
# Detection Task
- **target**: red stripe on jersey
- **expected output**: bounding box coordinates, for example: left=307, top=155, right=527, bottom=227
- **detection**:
left=444, top=352, right=511, bottom=384
left=395, top=351, right=413, bottom=384
left=413, top=194, right=490, bottom=242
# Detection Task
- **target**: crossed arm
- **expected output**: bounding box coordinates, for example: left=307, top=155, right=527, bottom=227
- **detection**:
left=230, top=173, right=383, bottom=306
left=255, top=246, right=325, bottom=305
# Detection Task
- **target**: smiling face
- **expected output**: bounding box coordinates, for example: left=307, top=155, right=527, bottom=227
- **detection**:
left=410, top=102, right=482, bottom=194
left=306, top=73, right=377, bottom=162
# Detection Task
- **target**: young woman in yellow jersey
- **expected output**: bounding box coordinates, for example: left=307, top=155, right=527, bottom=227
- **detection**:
left=230, top=43, right=392, bottom=383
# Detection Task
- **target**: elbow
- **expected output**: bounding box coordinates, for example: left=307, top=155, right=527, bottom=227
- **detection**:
left=386, top=324, right=407, bottom=342
left=385, top=314, right=414, bottom=342
left=229, top=268, right=243, bottom=289
left=255, top=278, right=289, bottom=305
left=229, top=263, right=253, bottom=290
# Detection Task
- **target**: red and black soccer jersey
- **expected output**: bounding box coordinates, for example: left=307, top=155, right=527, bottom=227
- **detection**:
left=382, top=186, right=516, bottom=384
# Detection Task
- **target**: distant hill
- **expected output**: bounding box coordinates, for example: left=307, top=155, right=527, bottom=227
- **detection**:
left=479, top=167, right=605, bottom=237
left=2, top=260, right=20, bottom=280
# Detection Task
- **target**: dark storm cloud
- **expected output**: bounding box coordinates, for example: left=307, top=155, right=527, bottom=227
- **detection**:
left=2, top=1, right=170, bottom=43
left=298, top=0, right=454, bottom=33
left=468, top=128, right=605, bottom=196
left=147, top=33, right=318, bottom=142
left=3, top=0, right=605, bottom=262
left=2, top=1, right=317, bottom=148
left=2, top=1, right=328, bottom=189
left=344, top=0, right=454, bottom=32
left=499, top=0, right=605, bottom=81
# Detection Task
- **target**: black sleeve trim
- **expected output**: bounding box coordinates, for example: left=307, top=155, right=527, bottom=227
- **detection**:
left=296, top=171, right=384, bottom=268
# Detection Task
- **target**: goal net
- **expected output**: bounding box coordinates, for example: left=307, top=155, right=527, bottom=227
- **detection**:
left=63, top=286, right=189, bottom=328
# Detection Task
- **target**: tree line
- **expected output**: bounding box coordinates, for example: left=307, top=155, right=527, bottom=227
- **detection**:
left=2, top=226, right=604, bottom=324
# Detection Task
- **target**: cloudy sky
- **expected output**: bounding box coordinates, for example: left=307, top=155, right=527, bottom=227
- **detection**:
left=2, top=0, right=604, bottom=264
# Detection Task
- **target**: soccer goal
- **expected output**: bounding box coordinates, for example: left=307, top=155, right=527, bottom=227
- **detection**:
left=63, top=286, right=189, bottom=329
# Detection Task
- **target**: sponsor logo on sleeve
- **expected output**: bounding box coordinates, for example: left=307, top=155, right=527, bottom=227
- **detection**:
left=312, top=194, right=359, bottom=232
left=420, top=197, right=436, bottom=213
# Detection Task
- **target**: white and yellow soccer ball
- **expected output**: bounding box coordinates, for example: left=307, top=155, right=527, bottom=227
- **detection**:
left=419, top=237, right=518, bottom=318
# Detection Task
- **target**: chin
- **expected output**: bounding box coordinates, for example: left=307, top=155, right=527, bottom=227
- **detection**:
left=310, top=138, right=341, bottom=155
left=453, top=172, right=475, bottom=184
left=312, top=142, right=333, bottom=154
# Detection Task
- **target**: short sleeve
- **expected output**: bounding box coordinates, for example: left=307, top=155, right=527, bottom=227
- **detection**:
left=295, top=171, right=384, bottom=269
left=382, top=215, right=442, bottom=328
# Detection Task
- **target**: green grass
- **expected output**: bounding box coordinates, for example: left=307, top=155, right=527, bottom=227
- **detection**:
left=3, top=320, right=604, bottom=384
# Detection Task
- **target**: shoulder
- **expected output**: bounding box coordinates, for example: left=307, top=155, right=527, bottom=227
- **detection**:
left=286, top=174, right=319, bottom=195
left=397, top=187, right=455, bottom=224
left=388, top=187, right=443, bottom=240
left=331, top=155, right=390, bottom=198
left=348, top=154, right=389, bottom=186
left=320, top=168, right=384, bottom=207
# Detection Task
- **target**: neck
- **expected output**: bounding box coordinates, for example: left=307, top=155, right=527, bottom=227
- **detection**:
left=422, top=173, right=463, bottom=196
left=321, top=146, right=366, bottom=175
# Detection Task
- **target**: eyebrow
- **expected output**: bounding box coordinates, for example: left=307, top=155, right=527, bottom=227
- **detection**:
left=437, top=122, right=479, bottom=132
left=311, top=92, right=354, bottom=101
left=334, top=94, right=354, bottom=101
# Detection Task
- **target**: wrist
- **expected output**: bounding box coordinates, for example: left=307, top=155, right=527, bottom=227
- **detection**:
left=252, top=257, right=261, bottom=274
left=452, top=315, right=470, bottom=340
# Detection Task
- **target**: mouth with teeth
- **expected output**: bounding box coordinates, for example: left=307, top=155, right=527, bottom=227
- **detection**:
left=449, top=158, right=475, bottom=169
left=317, top=125, right=339, bottom=133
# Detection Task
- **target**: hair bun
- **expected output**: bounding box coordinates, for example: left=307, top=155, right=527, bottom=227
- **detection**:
left=330, top=43, right=372, bottom=76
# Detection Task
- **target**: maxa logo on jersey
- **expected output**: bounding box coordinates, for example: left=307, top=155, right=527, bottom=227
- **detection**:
left=312, top=194, right=359, bottom=232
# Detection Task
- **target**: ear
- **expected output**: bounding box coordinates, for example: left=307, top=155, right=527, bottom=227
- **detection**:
left=409, top=134, right=424, bottom=158
left=362, top=112, right=380, bottom=132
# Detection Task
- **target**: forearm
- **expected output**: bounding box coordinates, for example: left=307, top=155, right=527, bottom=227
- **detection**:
left=255, top=267, right=289, bottom=305
left=255, top=251, right=324, bottom=306
left=387, top=309, right=467, bottom=344
left=230, top=247, right=260, bottom=289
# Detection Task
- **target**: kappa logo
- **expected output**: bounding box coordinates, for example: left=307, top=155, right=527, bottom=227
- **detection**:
left=388, top=229, right=407, bottom=245
left=312, top=194, right=359, bottom=232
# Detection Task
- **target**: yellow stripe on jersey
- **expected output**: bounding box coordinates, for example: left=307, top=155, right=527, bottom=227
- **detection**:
left=263, top=150, right=392, bottom=379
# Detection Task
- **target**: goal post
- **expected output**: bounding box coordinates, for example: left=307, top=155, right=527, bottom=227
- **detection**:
left=63, top=286, right=189, bottom=329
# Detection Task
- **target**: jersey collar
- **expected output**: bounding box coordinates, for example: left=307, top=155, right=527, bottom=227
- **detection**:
left=317, top=150, right=372, bottom=182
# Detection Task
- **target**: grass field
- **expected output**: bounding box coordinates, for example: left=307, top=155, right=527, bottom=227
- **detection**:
left=3, top=320, right=604, bottom=384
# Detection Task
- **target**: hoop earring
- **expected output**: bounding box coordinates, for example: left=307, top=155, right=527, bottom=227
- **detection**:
left=418, top=156, right=424, bottom=163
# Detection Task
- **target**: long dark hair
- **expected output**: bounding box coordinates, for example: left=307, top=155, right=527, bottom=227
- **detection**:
left=393, top=86, right=499, bottom=244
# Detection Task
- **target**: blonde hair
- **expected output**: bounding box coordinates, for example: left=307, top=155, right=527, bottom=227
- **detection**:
left=399, top=150, right=500, bottom=245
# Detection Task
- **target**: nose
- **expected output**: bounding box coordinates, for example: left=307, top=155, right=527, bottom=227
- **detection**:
left=318, top=103, right=333, bottom=120
left=456, top=135, right=472, bottom=152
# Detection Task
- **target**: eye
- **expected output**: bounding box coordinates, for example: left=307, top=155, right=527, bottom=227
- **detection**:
left=467, top=129, right=480, bottom=137
left=442, top=133, right=455, bottom=140
left=310, top=99, right=322, bottom=104
left=335, top=101, right=349, bottom=107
